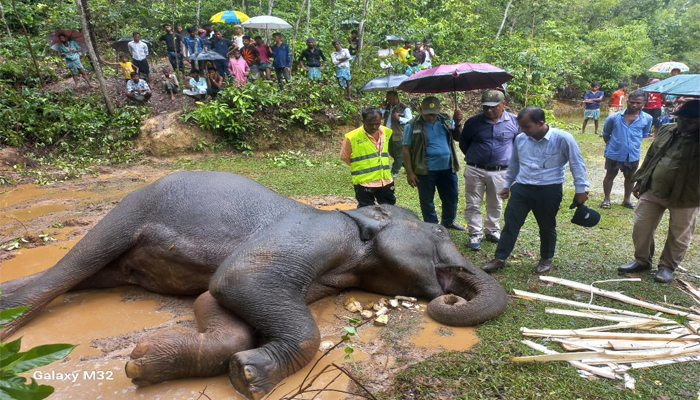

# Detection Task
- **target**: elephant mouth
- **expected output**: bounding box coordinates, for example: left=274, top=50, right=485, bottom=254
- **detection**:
left=435, top=265, right=476, bottom=300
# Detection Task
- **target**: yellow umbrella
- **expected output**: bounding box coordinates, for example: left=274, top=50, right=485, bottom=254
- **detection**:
left=210, top=10, right=249, bottom=24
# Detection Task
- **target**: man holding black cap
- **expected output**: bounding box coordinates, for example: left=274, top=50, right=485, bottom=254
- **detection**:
left=618, top=100, right=700, bottom=283
left=403, top=96, right=464, bottom=230
left=459, top=89, right=519, bottom=250
left=482, top=106, right=589, bottom=274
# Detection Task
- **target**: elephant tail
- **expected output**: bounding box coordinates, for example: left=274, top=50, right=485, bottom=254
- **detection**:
left=0, top=192, right=149, bottom=340
left=427, top=266, right=508, bottom=327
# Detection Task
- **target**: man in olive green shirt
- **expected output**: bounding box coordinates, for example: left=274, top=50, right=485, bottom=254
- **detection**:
left=618, top=100, right=700, bottom=283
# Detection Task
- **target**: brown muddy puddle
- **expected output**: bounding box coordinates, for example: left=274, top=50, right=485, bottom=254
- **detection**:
left=1, top=172, right=478, bottom=399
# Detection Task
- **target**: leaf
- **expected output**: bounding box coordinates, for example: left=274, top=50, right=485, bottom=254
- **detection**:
left=0, top=337, right=22, bottom=361
left=0, top=306, right=28, bottom=326
left=344, top=326, right=358, bottom=337
left=8, top=344, right=76, bottom=374
left=0, top=378, right=54, bottom=400
left=344, top=346, right=354, bottom=354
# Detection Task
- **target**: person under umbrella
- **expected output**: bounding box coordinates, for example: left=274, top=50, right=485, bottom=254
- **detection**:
left=128, top=32, right=151, bottom=85
left=56, top=33, right=93, bottom=88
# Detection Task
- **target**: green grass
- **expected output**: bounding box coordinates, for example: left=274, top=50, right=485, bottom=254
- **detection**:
left=173, top=130, right=699, bottom=400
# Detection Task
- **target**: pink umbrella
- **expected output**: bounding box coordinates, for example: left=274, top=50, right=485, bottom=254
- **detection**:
left=47, top=29, right=87, bottom=54
left=397, top=62, right=513, bottom=104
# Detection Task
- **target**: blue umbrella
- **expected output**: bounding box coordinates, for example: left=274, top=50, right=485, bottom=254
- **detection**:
left=642, top=74, right=700, bottom=97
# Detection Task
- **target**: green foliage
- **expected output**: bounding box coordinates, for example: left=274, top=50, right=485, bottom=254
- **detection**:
left=0, top=305, right=76, bottom=400
left=0, top=87, right=146, bottom=183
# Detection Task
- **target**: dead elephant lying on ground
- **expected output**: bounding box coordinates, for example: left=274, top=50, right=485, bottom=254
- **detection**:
left=0, top=171, right=508, bottom=399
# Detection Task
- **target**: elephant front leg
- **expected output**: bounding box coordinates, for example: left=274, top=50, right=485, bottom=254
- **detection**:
left=228, top=317, right=321, bottom=400
left=125, top=291, right=255, bottom=385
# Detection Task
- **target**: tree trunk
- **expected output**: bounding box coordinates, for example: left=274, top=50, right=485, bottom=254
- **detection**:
left=267, top=0, right=274, bottom=14
left=9, top=0, right=43, bottom=87
left=172, top=0, right=176, bottom=28
left=292, top=0, right=307, bottom=63
left=305, top=0, right=310, bottom=38
left=76, top=0, right=114, bottom=115
left=195, top=0, right=200, bottom=27
left=356, top=0, right=369, bottom=66
left=495, top=0, right=513, bottom=42
left=0, top=1, right=12, bottom=39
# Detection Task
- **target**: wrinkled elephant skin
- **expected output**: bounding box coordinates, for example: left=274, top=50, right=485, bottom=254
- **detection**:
left=0, top=171, right=507, bottom=399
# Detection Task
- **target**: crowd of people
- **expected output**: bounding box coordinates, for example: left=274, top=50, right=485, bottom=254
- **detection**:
left=55, top=24, right=442, bottom=105
left=342, top=89, right=699, bottom=284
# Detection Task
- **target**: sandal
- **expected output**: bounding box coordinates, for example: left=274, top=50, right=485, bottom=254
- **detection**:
left=622, top=201, right=635, bottom=209
left=600, top=201, right=611, bottom=209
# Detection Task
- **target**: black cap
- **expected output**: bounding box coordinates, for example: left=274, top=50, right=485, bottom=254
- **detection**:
left=571, top=205, right=600, bottom=227
left=671, top=99, right=699, bottom=118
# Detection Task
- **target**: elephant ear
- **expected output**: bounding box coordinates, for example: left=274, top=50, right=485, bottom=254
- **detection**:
left=340, top=206, right=390, bottom=241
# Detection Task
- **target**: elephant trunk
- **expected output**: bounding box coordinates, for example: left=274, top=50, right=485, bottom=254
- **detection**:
left=427, top=266, right=508, bottom=326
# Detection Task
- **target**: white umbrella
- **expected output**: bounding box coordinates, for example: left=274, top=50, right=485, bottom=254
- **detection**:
left=241, top=15, right=292, bottom=30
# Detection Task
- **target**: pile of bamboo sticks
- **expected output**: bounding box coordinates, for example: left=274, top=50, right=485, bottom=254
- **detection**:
left=511, top=276, right=700, bottom=391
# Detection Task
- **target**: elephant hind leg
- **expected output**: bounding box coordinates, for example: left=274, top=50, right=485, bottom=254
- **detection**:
left=125, top=291, right=255, bottom=386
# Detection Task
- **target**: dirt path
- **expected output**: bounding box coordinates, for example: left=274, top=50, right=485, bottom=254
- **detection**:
left=0, top=165, right=478, bottom=399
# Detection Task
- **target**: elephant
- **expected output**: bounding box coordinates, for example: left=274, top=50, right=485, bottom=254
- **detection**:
left=0, top=171, right=507, bottom=399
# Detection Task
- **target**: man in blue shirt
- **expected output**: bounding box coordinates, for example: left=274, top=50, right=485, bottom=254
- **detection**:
left=482, top=107, right=590, bottom=274
left=183, top=27, right=204, bottom=72
left=581, top=82, right=604, bottom=135
left=403, top=96, right=465, bottom=230
left=270, top=32, right=291, bottom=89
left=601, top=90, right=652, bottom=210
left=459, top=90, right=519, bottom=250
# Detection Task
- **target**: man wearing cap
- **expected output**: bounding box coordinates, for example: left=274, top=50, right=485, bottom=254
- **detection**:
left=341, top=108, right=395, bottom=207
left=459, top=90, right=519, bottom=250
left=618, top=100, right=700, bottom=283
left=482, top=107, right=590, bottom=274
left=403, top=96, right=465, bottom=230
left=233, top=25, right=244, bottom=50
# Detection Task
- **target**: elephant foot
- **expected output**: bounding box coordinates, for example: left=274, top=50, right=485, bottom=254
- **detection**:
left=125, top=329, right=195, bottom=386
left=229, top=349, right=282, bottom=400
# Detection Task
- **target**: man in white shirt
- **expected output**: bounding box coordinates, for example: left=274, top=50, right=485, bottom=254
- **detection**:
left=422, top=38, right=435, bottom=68
left=331, top=40, right=352, bottom=100
left=378, top=43, right=394, bottom=73
left=128, top=32, right=151, bottom=84
left=233, top=25, right=244, bottom=50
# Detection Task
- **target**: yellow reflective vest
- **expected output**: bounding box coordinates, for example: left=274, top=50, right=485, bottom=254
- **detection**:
left=345, top=126, right=393, bottom=185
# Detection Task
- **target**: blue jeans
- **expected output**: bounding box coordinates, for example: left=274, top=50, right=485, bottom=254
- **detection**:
left=416, top=169, right=459, bottom=225
left=166, top=51, right=184, bottom=70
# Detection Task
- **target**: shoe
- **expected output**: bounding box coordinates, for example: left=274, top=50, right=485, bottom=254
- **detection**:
left=622, top=201, right=635, bottom=209
left=466, top=235, right=482, bottom=250
left=534, top=258, right=552, bottom=274
left=482, top=258, right=505, bottom=273
left=600, top=200, right=611, bottom=209
left=654, top=267, right=674, bottom=283
left=618, top=260, right=652, bottom=273
left=484, top=233, right=500, bottom=243
left=441, top=222, right=466, bottom=231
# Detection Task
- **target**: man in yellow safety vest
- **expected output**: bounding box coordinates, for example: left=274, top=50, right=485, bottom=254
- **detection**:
left=340, top=108, right=396, bottom=207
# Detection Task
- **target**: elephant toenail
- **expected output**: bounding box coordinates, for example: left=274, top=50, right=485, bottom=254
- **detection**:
left=130, top=342, right=149, bottom=358
left=244, top=365, right=257, bottom=380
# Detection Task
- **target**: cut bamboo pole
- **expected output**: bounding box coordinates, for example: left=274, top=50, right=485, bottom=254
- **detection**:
left=679, top=279, right=700, bottom=302
left=520, top=327, right=700, bottom=341
left=513, top=290, right=672, bottom=322
left=545, top=308, right=657, bottom=323
left=628, top=354, right=700, bottom=369
left=539, top=276, right=700, bottom=322
left=512, top=344, right=700, bottom=364
left=557, top=338, right=693, bottom=351
left=520, top=340, right=618, bottom=379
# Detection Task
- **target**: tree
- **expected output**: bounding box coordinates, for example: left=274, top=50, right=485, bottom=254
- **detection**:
left=75, top=0, right=114, bottom=115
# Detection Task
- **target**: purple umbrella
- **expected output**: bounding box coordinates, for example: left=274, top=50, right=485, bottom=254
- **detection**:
left=397, top=62, right=513, bottom=103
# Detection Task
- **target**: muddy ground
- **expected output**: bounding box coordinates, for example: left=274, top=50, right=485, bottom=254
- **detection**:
left=0, top=164, right=478, bottom=400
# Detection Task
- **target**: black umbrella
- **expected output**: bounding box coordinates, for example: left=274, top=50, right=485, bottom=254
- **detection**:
left=110, top=37, right=153, bottom=56
left=188, top=51, right=228, bottom=61
left=359, top=74, right=409, bottom=92
left=385, top=35, right=406, bottom=46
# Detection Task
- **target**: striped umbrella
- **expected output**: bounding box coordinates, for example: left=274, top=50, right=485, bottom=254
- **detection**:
left=648, top=61, right=690, bottom=73
left=210, top=10, right=249, bottom=24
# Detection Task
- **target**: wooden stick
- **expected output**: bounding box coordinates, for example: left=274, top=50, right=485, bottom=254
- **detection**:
left=512, top=344, right=700, bottom=364
left=539, top=276, right=700, bottom=322
left=520, top=327, right=700, bottom=341
left=628, top=354, right=700, bottom=369
left=545, top=308, right=656, bottom=323
left=520, top=340, right=618, bottom=379
left=513, top=290, right=672, bottom=321
left=557, top=338, right=693, bottom=351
